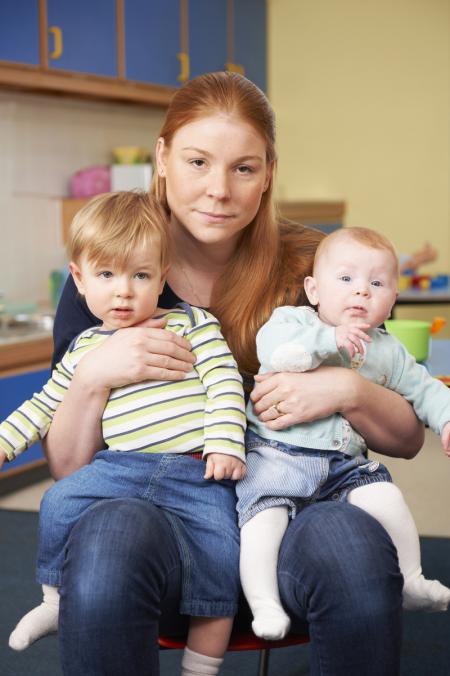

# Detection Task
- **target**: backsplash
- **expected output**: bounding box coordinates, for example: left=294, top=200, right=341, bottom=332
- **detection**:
left=0, top=90, right=165, bottom=304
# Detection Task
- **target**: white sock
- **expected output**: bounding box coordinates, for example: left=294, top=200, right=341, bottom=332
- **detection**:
left=240, top=507, right=291, bottom=640
left=181, top=647, right=223, bottom=675
left=9, top=584, right=60, bottom=651
left=348, top=482, right=450, bottom=612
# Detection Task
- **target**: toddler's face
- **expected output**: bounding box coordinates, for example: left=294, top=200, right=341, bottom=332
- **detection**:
left=305, top=238, right=398, bottom=329
left=70, top=243, right=166, bottom=330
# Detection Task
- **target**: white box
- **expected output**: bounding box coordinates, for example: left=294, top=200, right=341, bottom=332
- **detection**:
left=111, top=164, right=153, bottom=192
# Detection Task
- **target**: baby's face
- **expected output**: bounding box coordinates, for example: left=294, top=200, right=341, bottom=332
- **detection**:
left=70, top=244, right=166, bottom=330
left=305, top=238, right=398, bottom=329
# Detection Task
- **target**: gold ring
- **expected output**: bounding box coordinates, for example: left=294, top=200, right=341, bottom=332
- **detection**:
left=272, top=402, right=282, bottom=416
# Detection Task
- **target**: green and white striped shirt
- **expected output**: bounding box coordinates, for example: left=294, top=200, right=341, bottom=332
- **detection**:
left=0, top=304, right=246, bottom=463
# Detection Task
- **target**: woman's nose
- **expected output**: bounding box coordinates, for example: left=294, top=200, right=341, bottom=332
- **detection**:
left=206, top=168, right=231, bottom=199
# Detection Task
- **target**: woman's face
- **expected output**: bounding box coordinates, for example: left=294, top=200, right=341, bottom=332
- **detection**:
left=156, top=113, right=272, bottom=249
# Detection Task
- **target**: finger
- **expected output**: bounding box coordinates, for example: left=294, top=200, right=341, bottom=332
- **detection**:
left=135, top=316, right=167, bottom=328
left=143, top=352, right=195, bottom=374
left=231, top=464, right=246, bottom=481
left=145, top=334, right=195, bottom=360
left=213, top=465, right=226, bottom=481
left=204, top=458, right=214, bottom=480
left=265, top=413, right=296, bottom=431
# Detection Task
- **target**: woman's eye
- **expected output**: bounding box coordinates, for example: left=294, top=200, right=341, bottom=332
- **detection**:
left=236, top=164, right=253, bottom=174
left=135, top=272, right=149, bottom=280
left=190, top=159, right=205, bottom=168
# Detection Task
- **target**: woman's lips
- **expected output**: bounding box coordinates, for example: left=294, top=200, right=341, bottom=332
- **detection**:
left=197, top=210, right=234, bottom=224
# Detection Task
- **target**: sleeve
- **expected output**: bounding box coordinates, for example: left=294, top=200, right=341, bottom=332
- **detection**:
left=256, top=306, right=339, bottom=373
left=0, top=350, right=76, bottom=461
left=186, top=307, right=246, bottom=462
left=389, top=337, right=450, bottom=434
left=52, top=275, right=98, bottom=369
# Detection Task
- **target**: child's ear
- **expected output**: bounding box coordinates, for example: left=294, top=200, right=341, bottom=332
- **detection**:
left=69, top=261, right=85, bottom=296
left=304, top=276, right=319, bottom=306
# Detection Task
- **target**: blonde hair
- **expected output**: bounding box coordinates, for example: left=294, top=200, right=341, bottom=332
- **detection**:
left=314, top=227, right=399, bottom=276
left=151, top=71, right=324, bottom=375
left=68, top=191, right=170, bottom=270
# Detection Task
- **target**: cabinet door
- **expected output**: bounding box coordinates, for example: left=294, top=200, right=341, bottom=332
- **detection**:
left=0, top=0, right=40, bottom=66
left=0, top=368, right=50, bottom=470
left=46, top=0, right=117, bottom=77
left=233, top=0, right=266, bottom=91
left=124, top=0, right=180, bottom=87
left=188, top=0, right=227, bottom=80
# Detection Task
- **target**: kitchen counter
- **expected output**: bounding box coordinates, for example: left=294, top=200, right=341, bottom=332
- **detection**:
left=0, top=314, right=53, bottom=374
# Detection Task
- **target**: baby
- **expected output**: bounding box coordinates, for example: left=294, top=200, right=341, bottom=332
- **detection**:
left=1, top=191, right=246, bottom=676
left=238, top=226, right=450, bottom=640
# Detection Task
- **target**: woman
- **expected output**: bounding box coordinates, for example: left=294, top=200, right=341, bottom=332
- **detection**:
left=46, top=72, right=423, bottom=676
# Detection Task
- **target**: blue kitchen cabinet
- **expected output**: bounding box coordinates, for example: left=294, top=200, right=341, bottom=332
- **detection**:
left=232, top=0, right=266, bottom=91
left=46, top=0, right=117, bottom=77
left=188, top=0, right=227, bottom=80
left=0, top=368, right=50, bottom=471
left=124, top=0, right=180, bottom=87
left=0, top=0, right=40, bottom=66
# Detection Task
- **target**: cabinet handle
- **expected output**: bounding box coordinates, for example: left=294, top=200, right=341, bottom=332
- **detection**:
left=48, top=26, right=63, bottom=60
left=226, top=62, right=245, bottom=76
left=177, top=52, right=190, bottom=82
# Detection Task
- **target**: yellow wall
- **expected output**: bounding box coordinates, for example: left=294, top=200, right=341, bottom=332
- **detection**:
left=268, top=0, right=450, bottom=276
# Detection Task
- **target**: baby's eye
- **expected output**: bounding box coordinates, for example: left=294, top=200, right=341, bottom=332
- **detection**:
left=371, top=280, right=382, bottom=287
left=135, top=272, right=149, bottom=280
left=340, top=275, right=351, bottom=282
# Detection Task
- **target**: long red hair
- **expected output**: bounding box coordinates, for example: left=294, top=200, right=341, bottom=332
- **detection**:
left=151, top=72, right=324, bottom=376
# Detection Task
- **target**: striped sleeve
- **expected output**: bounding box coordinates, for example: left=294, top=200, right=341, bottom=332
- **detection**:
left=186, top=307, right=246, bottom=462
left=0, top=343, right=78, bottom=462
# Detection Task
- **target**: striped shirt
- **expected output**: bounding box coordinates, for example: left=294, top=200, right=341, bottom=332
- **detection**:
left=0, top=304, right=246, bottom=463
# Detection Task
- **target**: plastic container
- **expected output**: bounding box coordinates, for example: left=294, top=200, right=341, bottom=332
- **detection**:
left=384, top=319, right=431, bottom=362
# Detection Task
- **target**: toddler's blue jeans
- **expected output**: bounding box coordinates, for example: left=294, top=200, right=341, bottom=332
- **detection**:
left=37, top=450, right=240, bottom=617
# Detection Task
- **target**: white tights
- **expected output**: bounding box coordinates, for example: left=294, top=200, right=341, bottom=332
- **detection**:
left=240, top=482, right=450, bottom=640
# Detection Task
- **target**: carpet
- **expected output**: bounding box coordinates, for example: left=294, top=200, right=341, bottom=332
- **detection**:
left=1, top=509, right=449, bottom=676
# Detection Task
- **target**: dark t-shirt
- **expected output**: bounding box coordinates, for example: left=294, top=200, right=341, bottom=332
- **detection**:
left=52, top=275, right=183, bottom=369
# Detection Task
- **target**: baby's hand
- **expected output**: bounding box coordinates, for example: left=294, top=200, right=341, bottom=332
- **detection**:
left=335, top=324, right=371, bottom=358
left=441, top=422, right=450, bottom=457
left=204, top=453, right=246, bottom=481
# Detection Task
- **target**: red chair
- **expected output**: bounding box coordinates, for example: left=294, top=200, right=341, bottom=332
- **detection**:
left=159, top=630, right=310, bottom=676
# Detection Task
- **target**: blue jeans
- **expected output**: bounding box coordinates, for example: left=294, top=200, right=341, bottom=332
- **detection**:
left=37, top=450, right=240, bottom=617
left=59, top=499, right=403, bottom=676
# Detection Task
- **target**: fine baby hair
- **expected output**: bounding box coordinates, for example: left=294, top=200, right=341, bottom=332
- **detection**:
left=68, top=190, right=171, bottom=270
left=313, top=226, right=399, bottom=277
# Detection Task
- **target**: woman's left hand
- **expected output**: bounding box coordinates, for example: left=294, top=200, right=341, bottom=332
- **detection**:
left=251, top=367, right=354, bottom=431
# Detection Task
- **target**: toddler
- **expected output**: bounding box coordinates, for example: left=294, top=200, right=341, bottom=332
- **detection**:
left=1, top=191, right=246, bottom=676
left=238, top=226, right=450, bottom=640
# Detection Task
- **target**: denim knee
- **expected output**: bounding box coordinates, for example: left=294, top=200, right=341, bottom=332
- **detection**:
left=278, top=502, right=403, bottom=675
left=59, top=499, right=184, bottom=675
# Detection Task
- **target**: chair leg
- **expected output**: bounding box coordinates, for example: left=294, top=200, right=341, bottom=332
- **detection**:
left=257, top=648, right=270, bottom=676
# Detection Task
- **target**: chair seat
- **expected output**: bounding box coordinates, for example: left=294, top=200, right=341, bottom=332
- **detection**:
left=159, top=630, right=309, bottom=652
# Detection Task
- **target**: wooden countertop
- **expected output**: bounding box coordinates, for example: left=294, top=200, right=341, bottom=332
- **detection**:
left=0, top=335, right=53, bottom=375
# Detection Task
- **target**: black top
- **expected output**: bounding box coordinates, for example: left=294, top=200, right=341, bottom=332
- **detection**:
left=52, top=275, right=183, bottom=369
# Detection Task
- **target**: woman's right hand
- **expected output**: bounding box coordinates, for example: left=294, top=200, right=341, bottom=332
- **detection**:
left=76, top=316, right=195, bottom=392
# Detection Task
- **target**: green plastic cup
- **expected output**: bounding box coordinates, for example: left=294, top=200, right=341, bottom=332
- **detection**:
left=384, top=319, right=431, bottom=362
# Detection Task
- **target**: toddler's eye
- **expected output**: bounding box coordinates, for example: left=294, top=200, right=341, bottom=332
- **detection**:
left=99, top=271, right=113, bottom=279
left=135, top=272, right=149, bottom=280
left=340, top=275, right=351, bottom=282
left=371, top=280, right=382, bottom=287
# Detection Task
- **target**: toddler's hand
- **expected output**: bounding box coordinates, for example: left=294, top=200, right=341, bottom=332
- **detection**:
left=441, top=422, right=450, bottom=457
left=204, top=453, right=246, bottom=481
left=335, top=323, right=371, bottom=358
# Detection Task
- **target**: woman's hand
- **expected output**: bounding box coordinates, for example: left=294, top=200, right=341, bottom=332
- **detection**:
left=251, top=367, right=351, bottom=431
left=251, top=367, right=424, bottom=458
left=76, top=316, right=196, bottom=392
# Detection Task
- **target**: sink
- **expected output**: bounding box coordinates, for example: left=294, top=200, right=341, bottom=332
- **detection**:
left=0, top=313, right=54, bottom=345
